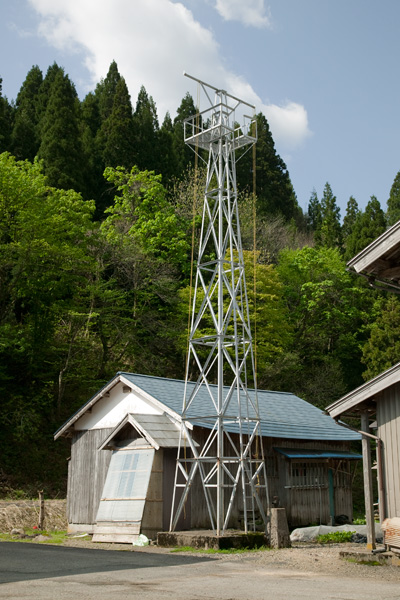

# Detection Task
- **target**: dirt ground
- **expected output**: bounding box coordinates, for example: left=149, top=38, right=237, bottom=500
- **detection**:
left=2, top=538, right=400, bottom=600
left=61, top=537, right=400, bottom=583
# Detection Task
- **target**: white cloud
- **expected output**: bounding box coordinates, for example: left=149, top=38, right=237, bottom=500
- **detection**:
left=214, top=0, right=271, bottom=28
left=8, top=21, right=35, bottom=39
left=27, top=0, right=310, bottom=152
left=262, top=101, right=312, bottom=151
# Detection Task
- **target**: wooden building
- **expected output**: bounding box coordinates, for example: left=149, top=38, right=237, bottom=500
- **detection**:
left=327, top=364, right=400, bottom=524
left=55, top=372, right=361, bottom=542
left=327, top=220, right=400, bottom=549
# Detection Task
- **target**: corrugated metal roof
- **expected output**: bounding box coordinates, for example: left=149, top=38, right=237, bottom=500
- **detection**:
left=274, top=448, right=362, bottom=460
left=120, top=372, right=360, bottom=441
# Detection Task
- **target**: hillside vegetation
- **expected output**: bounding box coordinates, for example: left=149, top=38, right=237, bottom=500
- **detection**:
left=1, top=62, right=399, bottom=494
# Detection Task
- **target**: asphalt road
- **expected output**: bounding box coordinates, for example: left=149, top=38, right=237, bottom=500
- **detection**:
left=1, top=542, right=400, bottom=600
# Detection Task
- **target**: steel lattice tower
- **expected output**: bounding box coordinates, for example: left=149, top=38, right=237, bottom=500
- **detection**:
left=170, top=74, right=269, bottom=536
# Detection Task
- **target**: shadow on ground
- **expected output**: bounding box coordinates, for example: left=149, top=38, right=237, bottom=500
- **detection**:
left=0, top=542, right=215, bottom=584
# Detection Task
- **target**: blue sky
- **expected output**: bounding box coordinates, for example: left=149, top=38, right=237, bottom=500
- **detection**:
left=1, top=0, right=400, bottom=218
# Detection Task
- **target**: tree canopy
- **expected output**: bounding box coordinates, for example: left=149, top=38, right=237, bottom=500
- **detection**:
left=362, top=296, right=400, bottom=380
left=277, top=245, right=371, bottom=404
left=1, top=60, right=400, bottom=495
left=386, top=170, right=400, bottom=227
left=10, top=66, right=43, bottom=161
left=314, top=183, right=342, bottom=249
left=37, top=70, right=85, bottom=192
left=0, top=79, right=12, bottom=154
left=344, top=196, right=386, bottom=261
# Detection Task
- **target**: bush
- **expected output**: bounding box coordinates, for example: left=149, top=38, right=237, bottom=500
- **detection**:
left=317, top=531, right=354, bottom=544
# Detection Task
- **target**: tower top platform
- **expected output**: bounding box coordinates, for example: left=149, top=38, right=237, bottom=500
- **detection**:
left=182, top=72, right=257, bottom=150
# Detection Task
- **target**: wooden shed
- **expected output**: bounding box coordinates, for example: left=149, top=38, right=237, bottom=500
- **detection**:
left=327, top=364, right=400, bottom=523
left=327, top=219, right=400, bottom=549
left=55, top=372, right=361, bottom=542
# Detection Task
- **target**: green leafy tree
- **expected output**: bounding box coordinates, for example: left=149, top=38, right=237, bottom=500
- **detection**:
left=10, top=66, right=43, bottom=161
left=132, top=85, right=159, bottom=172
left=100, top=77, right=135, bottom=170
left=158, top=112, right=179, bottom=181
left=342, top=196, right=360, bottom=244
left=344, top=196, right=386, bottom=261
left=93, top=61, right=125, bottom=213
left=37, top=70, right=85, bottom=192
left=244, top=251, right=293, bottom=387
left=236, top=113, right=300, bottom=223
left=0, top=79, right=12, bottom=153
left=99, top=165, right=189, bottom=376
left=315, top=182, right=342, bottom=249
left=277, top=245, right=370, bottom=404
left=168, top=164, right=205, bottom=236
left=80, top=91, right=103, bottom=206
left=307, top=189, right=322, bottom=232
left=173, top=92, right=197, bottom=175
left=36, top=63, right=65, bottom=134
left=95, top=60, right=121, bottom=121
left=102, top=165, right=191, bottom=272
left=238, top=191, right=312, bottom=264
left=0, top=153, right=95, bottom=374
left=362, top=295, right=400, bottom=380
left=0, top=152, right=96, bottom=481
left=386, top=171, right=400, bottom=227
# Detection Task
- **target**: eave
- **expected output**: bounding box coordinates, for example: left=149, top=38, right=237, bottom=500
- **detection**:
left=347, top=220, right=400, bottom=290
left=53, top=373, right=185, bottom=440
left=326, top=361, right=400, bottom=419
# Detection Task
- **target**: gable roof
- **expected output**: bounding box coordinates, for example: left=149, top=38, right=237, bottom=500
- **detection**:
left=347, top=219, right=400, bottom=289
left=55, top=372, right=360, bottom=442
left=326, top=361, right=400, bottom=419
left=98, top=413, right=194, bottom=451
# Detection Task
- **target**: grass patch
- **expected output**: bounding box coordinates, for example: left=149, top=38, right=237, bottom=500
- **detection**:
left=317, top=531, right=355, bottom=544
left=170, top=545, right=270, bottom=554
left=345, top=558, right=383, bottom=566
left=0, top=529, right=68, bottom=544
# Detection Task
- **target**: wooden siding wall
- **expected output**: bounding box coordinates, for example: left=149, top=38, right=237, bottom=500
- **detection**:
left=66, top=427, right=355, bottom=529
left=334, top=460, right=354, bottom=521
left=268, top=439, right=354, bottom=526
left=163, top=448, right=191, bottom=531
left=67, top=428, right=113, bottom=525
left=378, top=386, right=400, bottom=518
left=187, top=430, right=355, bottom=529
left=141, top=449, right=164, bottom=538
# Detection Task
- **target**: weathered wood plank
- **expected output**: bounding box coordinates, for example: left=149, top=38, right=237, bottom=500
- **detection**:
left=378, top=385, right=400, bottom=519
left=68, top=428, right=113, bottom=524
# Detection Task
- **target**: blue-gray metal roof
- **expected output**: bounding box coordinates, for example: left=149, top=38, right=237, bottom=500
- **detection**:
left=120, top=372, right=360, bottom=442
left=274, top=448, right=362, bottom=460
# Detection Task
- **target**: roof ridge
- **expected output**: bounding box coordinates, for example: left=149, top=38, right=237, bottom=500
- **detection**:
left=119, top=372, right=297, bottom=397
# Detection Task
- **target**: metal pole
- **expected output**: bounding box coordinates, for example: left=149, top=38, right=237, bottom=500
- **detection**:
left=361, top=412, right=376, bottom=550
left=217, top=134, right=224, bottom=536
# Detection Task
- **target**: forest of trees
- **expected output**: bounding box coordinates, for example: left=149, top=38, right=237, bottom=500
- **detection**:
left=1, top=61, right=400, bottom=495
